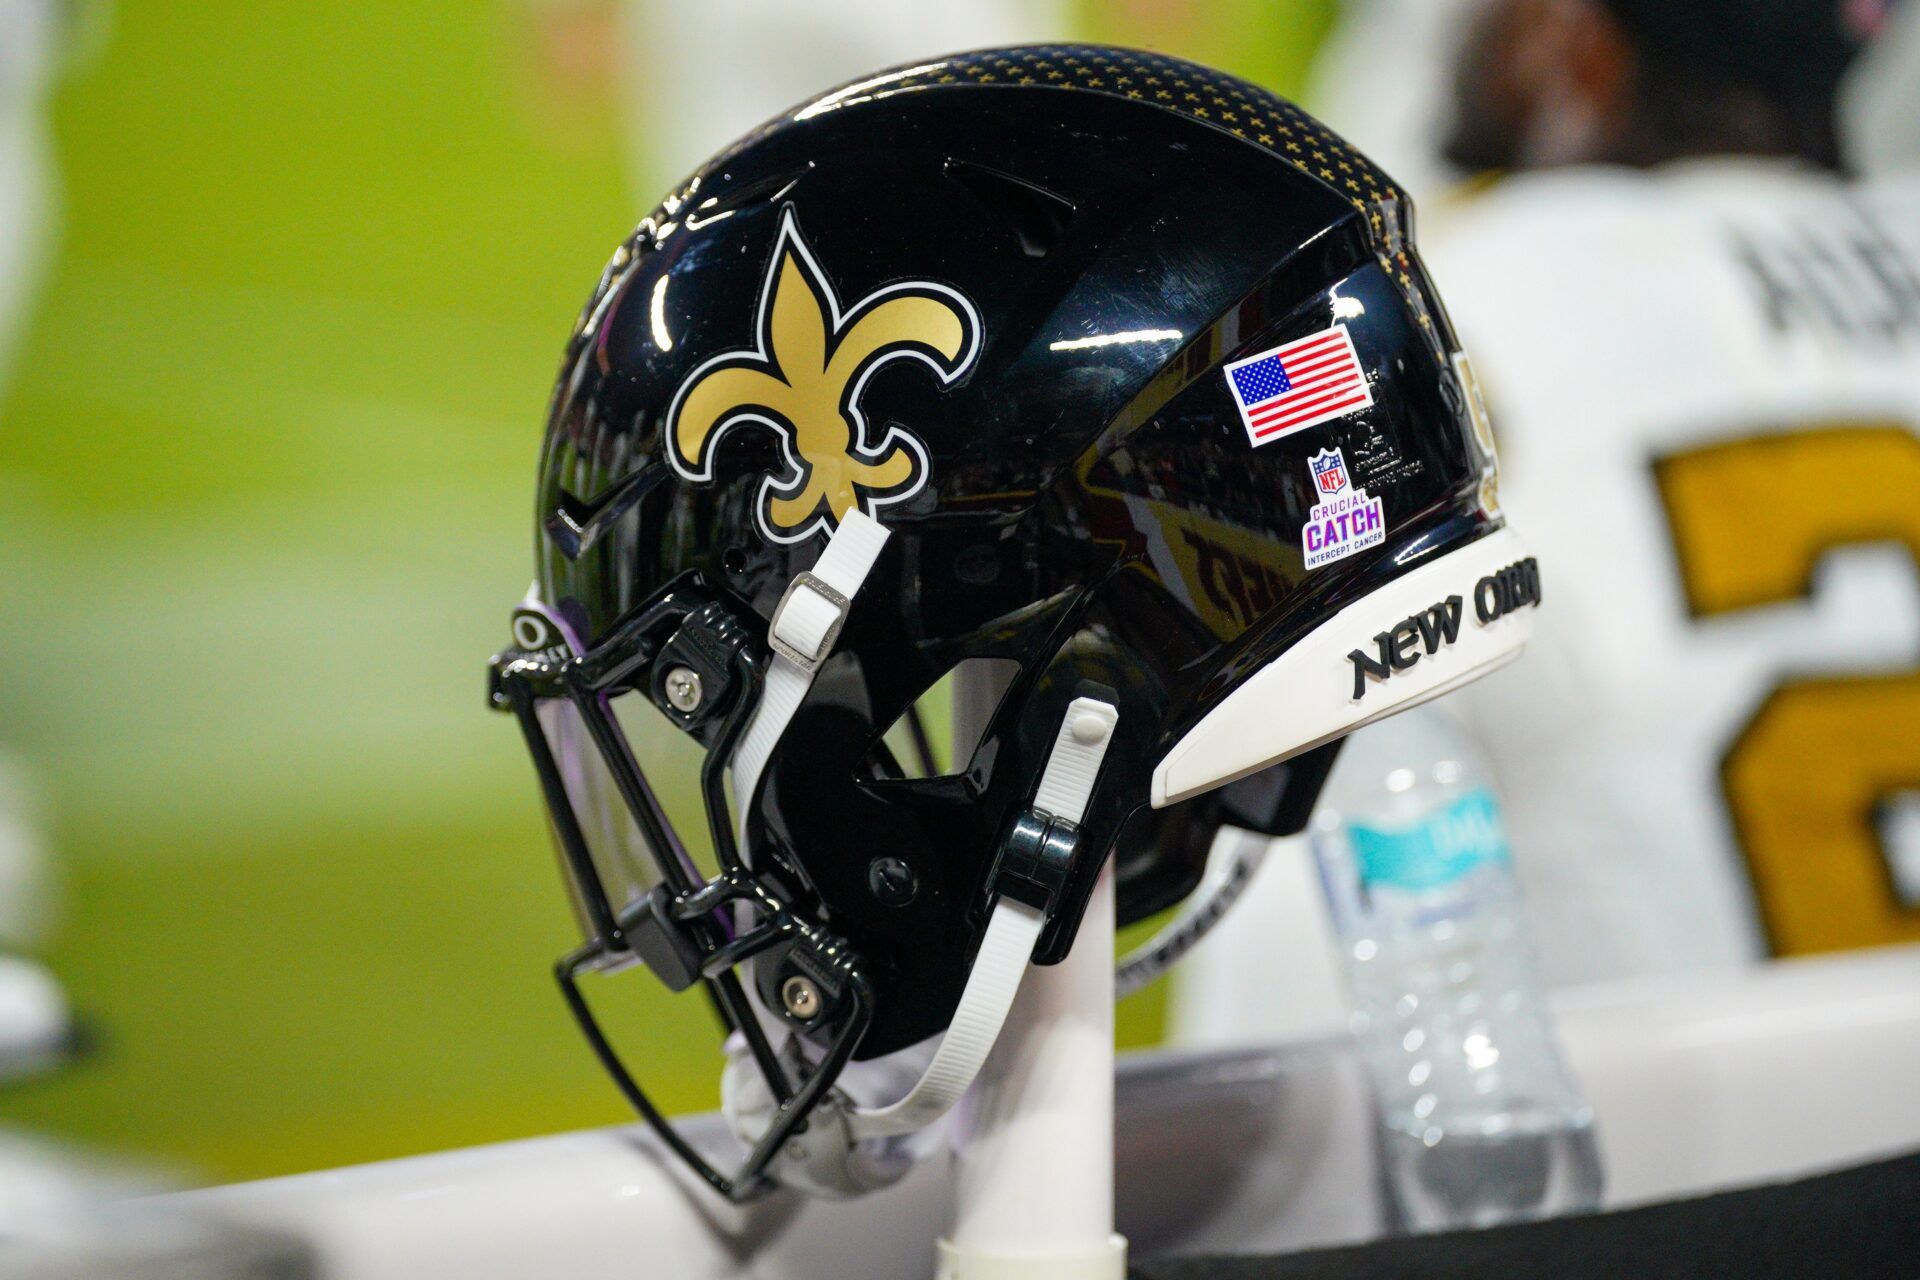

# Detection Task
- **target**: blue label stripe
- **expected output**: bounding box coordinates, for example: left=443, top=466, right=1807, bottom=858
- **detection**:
left=1348, top=788, right=1511, bottom=890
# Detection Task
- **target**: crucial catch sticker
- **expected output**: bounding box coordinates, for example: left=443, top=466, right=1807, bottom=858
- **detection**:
left=1301, top=447, right=1384, bottom=570
left=1225, top=323, right=1373, bottom=446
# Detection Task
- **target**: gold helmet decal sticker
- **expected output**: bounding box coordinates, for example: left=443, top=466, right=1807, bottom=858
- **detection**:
left=666, top=206, right=981, bottom=544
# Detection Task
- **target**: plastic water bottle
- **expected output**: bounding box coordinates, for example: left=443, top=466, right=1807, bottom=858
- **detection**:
left=1310, top=708, right=1602, bottom=1233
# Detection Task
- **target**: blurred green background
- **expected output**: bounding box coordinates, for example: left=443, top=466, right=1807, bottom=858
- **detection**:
left=0, top=0, right=1333, bottom=1183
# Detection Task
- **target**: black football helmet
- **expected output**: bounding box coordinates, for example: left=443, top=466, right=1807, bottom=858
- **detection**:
left=489, top=44, right=1536, bottom=1201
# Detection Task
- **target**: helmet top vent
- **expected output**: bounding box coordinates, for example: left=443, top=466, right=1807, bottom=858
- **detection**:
left=945, top=160, right=1077, bottom=259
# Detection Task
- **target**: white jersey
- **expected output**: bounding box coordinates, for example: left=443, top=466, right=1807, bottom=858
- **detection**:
left=1170, top=160, right=1920, bottom=1050
left=1304, top=0, right=1482, bottom=204
left=1424, top=160, right=1920, bottom=985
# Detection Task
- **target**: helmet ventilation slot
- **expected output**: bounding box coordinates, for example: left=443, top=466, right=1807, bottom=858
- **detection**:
left=866, top=656, right=1022, bottom=780
left=945, top=160, right=1076, bottom=259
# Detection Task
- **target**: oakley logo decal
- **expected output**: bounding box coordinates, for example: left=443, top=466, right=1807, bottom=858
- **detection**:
left=666, top=206, right=981, bottom=544
left=509, top=599, right=579, bottom=666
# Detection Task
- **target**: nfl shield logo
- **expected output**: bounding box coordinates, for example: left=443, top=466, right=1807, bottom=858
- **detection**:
left=1310, top=449, right=1349, bottom=496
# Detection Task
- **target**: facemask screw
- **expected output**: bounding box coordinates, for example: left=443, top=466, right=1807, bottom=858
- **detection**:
left=868, top=856, right=918, bottom=907
left=781, top=975, right=822, bottom=1021
left=663, top=666, right=704, bottom=713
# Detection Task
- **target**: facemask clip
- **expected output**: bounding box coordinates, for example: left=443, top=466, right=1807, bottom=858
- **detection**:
left=651, top=602, right=752, bottom=734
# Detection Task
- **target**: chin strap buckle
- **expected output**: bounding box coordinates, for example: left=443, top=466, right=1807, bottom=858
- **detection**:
left=768, top=570, right=851, bottom=674
left=732, top=510, right=894, bottom=833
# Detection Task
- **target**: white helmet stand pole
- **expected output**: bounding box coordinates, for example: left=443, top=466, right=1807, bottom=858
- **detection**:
left=938, top=666, right=1127, bottom=1280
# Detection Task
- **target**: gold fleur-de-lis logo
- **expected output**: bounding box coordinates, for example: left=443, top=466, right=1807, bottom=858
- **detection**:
left=666, top=207, right=981, bottom=543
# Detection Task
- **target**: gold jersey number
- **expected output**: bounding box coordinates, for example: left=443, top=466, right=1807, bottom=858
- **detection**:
left=1656, top=424, right=1920, bottom=956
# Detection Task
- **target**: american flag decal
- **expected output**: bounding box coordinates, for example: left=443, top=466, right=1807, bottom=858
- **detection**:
left=1224, top=323, right=1373, bottom=445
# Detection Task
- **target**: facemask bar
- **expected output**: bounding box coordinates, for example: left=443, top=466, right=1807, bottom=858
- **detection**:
left=489, top=588, right=876, bottom=1202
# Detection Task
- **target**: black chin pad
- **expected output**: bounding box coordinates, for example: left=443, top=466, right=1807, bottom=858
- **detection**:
left=1111, top=739, right=1344, bottom=927
left=1217, top=739, right=1345, bottom=838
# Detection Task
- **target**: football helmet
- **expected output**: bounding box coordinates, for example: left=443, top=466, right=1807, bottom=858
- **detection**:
left=490, top=44, right=1536, bottom=1201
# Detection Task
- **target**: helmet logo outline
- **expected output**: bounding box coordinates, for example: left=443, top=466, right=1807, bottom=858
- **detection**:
left=665, top=205, right=982, bottom=544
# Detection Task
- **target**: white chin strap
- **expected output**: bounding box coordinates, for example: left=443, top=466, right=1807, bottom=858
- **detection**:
left=847, top=690, right=1117, bottom=1143
left=729, top=509, right=893, bottom=837
left=721, top=511, right=1118, bottom=1190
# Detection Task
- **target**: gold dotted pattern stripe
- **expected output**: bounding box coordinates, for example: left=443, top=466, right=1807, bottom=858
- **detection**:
left=772, top=45, right=1430, bottom=330
left=641, top=47, right=1434, bottom=339
left=792, top=46, right=1403, bottom=221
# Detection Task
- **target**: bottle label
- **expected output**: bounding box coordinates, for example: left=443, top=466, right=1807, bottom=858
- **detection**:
left=1349, top=788, right=1510, bottom=890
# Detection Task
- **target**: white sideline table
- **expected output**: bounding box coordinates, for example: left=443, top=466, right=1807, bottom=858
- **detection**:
left=178, top=944, right=1920, bottom=1280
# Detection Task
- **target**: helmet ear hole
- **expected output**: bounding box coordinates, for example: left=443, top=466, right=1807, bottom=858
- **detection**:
left=863, top=657, right=1022, bottom=781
